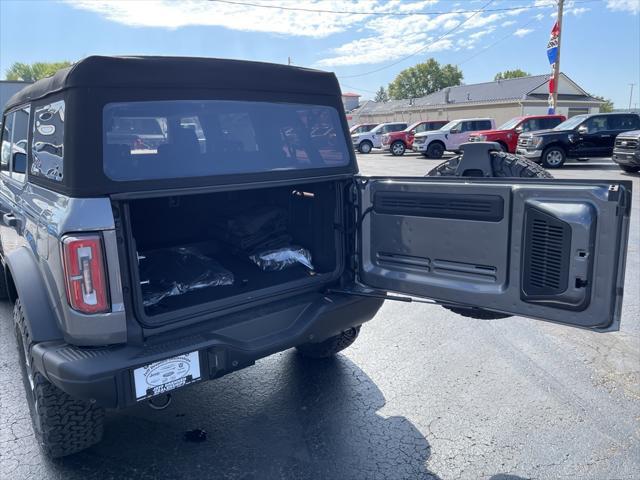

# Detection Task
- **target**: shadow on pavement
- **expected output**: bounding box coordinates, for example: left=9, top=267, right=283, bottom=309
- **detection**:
left=44, top=351, right=439, bottom=480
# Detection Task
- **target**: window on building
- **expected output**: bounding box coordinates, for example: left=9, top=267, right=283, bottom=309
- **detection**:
left=568, top=107, right=589, bottom=118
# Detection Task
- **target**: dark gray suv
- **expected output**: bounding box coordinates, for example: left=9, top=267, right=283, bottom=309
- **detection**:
left=0, top=56, right=633, bottom=457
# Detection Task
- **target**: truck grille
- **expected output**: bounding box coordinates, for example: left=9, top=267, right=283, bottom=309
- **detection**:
left=615, top=137, right=639, bottom=150
left=518, top=136, right=533, bottom=148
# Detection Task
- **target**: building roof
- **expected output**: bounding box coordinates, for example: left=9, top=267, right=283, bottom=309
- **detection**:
left=6, top=55, right=340, bottom=110
left=352, top=73, right=602, bottom=116
left=342, top=92, right=361, bottom=97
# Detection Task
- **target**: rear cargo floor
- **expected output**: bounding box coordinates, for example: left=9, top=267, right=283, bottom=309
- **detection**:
left=143, top=251, right=314, bottom=315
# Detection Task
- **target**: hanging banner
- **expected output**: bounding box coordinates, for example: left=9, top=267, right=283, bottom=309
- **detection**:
left=546, top=20, right=560, bottom=114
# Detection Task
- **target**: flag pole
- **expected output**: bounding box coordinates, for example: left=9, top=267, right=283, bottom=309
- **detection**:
left=551, top=0, right=564, bottom=112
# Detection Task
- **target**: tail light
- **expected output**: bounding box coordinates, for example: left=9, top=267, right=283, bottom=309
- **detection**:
left=62, top=234, right=110, bottom=314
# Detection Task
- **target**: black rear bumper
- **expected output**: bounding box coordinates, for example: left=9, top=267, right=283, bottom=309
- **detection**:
left=31, top=293, right=383, bottom=409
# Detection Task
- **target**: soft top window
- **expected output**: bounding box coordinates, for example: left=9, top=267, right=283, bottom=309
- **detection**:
left=103, top=100, right=350, bottom=182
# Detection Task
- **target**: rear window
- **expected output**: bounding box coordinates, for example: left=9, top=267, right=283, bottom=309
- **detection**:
left=103, top=100, right=350, bottom=181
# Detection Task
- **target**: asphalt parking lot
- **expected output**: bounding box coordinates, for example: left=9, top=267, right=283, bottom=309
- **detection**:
left=1, top=152, right=638, bottom=480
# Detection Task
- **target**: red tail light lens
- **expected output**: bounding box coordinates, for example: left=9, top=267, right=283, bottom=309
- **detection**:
left=62, top=234, right=110, bottom=314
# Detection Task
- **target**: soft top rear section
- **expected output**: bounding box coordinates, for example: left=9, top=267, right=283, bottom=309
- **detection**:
left=5, top=56, right=343, bottom=108
left=7, top=56, right=356, bottom=197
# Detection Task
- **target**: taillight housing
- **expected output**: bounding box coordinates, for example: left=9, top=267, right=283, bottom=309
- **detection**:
left=61, top=234, right=110, bottom=314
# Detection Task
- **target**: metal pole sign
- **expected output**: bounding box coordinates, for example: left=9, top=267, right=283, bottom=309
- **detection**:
left=546, top=0, right=564, bottom=114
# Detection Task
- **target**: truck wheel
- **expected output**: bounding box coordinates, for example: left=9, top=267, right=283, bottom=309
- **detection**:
left=358, top=141, right=373, bottom=154
left=497, top=142, right=508, bottom=152
left=296, top=326, right=361, bottom=359
left=426, top=152, right=552, bottom=320
left=619, top=165, right=640, bottom=173
left=426, top=142, right=445, bottom=159
left=390, top=141, right=406, bottom=156
left=426, top=151, right=553, bottom=179
left=541, top=146, right=566, bottom=168
left=14, top=299, right=104, bottom=458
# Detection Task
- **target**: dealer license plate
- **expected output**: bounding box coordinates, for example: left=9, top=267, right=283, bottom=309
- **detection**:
left=133, top=351, right=201, bottom=401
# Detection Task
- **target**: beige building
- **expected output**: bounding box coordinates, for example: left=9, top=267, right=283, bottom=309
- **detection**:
left=348, top=73, right=603, bottom=127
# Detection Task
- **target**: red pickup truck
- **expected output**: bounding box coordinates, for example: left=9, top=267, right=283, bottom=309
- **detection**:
left=381, top=120, right=448, bottom=156
left=468, top=114, right=566, bottom=153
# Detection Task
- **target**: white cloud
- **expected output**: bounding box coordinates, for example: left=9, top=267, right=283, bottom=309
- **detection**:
left=514, top=28, right=534, bottom=37
left=66, top=0, right=375, bottom=38
left=502, top=20, right=516, bottom=27
left=606, top=0, right=640, bottom=13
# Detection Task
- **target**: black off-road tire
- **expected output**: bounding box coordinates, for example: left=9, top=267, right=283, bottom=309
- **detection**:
left=426, top=141, right=445, bottom=159
left=426, top=151, right=552, bottom=320
left=426, top=150, right=553, bottom=179
left=296, top=326, right=361, bottom=359
left=619, top=164, right=640, bottom=173
left=14, top=299, right=105, bottom=458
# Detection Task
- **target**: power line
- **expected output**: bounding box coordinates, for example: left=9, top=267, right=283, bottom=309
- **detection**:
left=338, top=0, right=493, bottom=79
left=209, top=0, right=598, bottom=17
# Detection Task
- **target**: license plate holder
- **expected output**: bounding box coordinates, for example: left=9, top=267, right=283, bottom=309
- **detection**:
left=133, top=351, right=201, bottom=401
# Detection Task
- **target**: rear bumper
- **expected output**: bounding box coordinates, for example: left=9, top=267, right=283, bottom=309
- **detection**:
left=612, top=150, right=640, bottom=166
left=32, top=293, right=383, bottom=409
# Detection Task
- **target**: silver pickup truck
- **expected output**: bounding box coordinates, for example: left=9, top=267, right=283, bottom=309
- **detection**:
left=0, top=56, right=632, bottom=457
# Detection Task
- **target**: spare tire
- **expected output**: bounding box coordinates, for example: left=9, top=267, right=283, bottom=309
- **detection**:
left=426, top=151, right=553, bottom=320
left=426, top=150, right=553, bottom=178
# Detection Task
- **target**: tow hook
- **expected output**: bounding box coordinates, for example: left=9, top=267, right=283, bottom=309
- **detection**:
left=148, top=394, right=172, bottom=410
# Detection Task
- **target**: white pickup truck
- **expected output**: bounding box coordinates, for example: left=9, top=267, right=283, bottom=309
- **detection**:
left=351, top=122, right=407, bottom=153
left=412, top=118, right=495, bottom=158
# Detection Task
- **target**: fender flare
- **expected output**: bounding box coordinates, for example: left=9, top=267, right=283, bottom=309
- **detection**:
left=5, top=247, right=63, bottom=343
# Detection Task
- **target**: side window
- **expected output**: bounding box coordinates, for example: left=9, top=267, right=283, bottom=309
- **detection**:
left=477, top=120, right=492, bottom=130
left=32, top=100, right=65, bottom=182
left=460, top=121, right=475, bottom=132
left=414, top=123, right=427, bottom=133
left=522, top=119, right=541, bottom=132
left=608, top=115, right=640, bottom=131
left=1, top=113, right=14, bottom=175
left=543, top=117, right=563, bottom=129
left=583, top=116, right=607, bottom=134
left=11, top=106, right=30, bottom=183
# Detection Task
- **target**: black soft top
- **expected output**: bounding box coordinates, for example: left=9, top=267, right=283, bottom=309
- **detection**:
left=4, top=56, right=355, bottom=197
left=5, top=56, right=340, bottom=111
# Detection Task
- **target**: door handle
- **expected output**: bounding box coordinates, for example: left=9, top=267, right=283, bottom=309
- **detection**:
left=3, top=213, right=19, bottom=228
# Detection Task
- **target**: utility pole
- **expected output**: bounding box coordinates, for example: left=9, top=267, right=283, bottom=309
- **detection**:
left=629, top=83, right=635, bottom=111
left=551, top=0, right=564, bottom=113
left=287, top=56, right=292, bottom=66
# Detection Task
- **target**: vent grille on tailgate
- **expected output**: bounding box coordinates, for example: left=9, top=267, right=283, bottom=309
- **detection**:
left=522, top=207, right=571, bottom=296
left=374, top=192, right=504, bottom=221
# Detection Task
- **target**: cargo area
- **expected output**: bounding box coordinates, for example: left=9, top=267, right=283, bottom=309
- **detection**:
left=124, top=181, right=342, bottom=319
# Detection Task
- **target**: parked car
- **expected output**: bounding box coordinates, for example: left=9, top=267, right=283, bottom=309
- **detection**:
left=468, top=115, right=565, bottom=153
left=351, top=122, right=407, bottom=153
left=349, top=123, right=378, bottom=135
left=412, top=118, right=495, bottom=158
left=612, top=130, right=640, bottom=173
left=1, top=56, right=633, bottom=458
left=516, top=112, right=640, bottom=168
left=381, top=120, right=448, bottom=156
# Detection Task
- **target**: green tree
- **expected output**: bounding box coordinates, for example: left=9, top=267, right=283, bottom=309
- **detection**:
left=5, top=61, right=72, bottom=82
left=494, top=69, right=531, bottom=81
left=374, top=86, right=389, bottom=102
left=388, top=58, right=463, bottom=100
left=593, top=95, right=614, bottom=112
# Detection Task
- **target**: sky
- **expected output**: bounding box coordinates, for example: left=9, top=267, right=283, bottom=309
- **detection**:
left=1, top=0, right=639, bottom=108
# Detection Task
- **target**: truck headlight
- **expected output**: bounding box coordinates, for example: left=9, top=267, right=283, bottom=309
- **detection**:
left=476, top=134, right=487, bottom=141
left=533, top=137, right=544, bottom=148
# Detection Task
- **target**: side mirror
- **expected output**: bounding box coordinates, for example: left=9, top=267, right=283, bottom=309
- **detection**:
left=12, top=151, right=26, bottom=174
left=577, top=125, right=588, bottom=134
left=450, top=128, right=460, bottom=134
left=515, top=126, right=524, bottom=134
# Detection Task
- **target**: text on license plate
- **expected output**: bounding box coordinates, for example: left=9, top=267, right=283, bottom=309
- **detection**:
left=133, top=351, right=201, bottom=401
